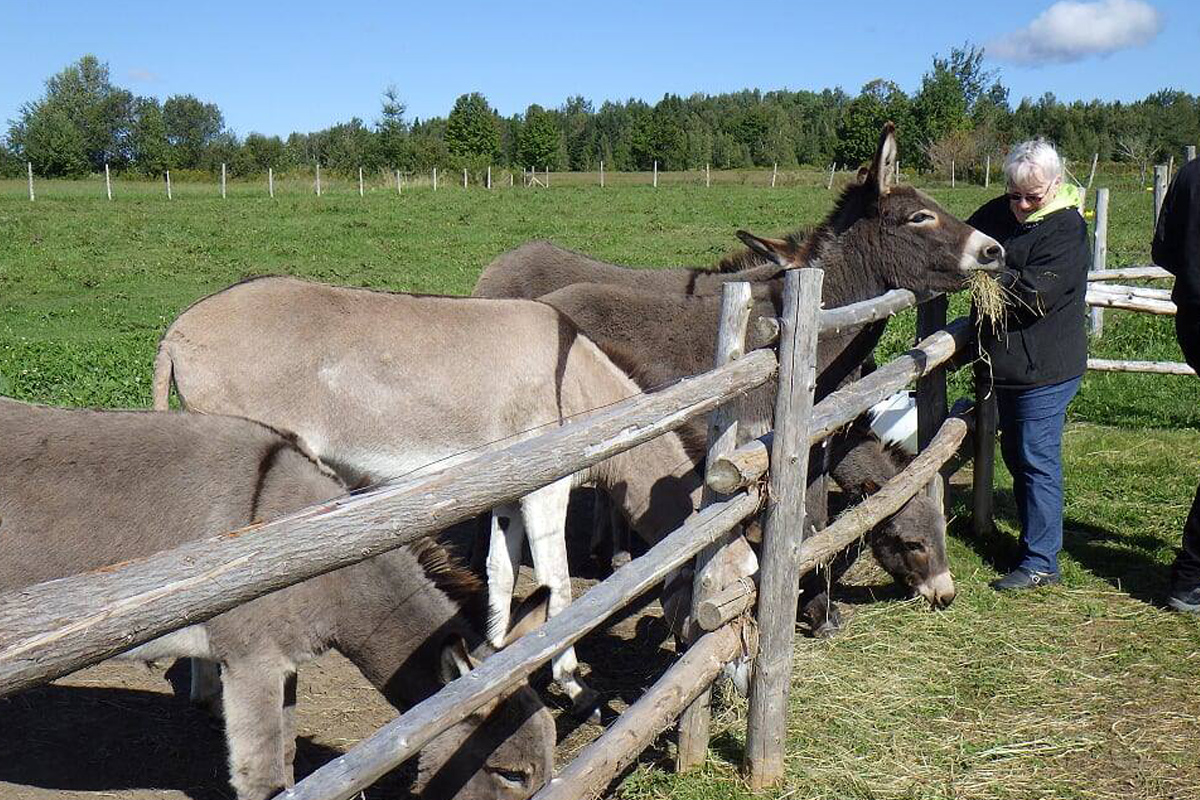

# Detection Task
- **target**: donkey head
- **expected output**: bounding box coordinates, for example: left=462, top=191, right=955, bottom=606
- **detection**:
left=869, top=493, right=956, bottom=609
left=737, top=123, right=1004, bottom=300
left=415, top=588, right=556, bottom=800
left=851, top=122, right=1003, bottom=296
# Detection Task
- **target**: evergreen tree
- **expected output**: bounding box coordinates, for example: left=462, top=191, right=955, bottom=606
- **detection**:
left=445, top=92, right=500, bottom=164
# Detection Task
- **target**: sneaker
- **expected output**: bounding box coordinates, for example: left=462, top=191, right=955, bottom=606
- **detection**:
left=1166, top=585, right=1200, bottom=613
left=990, top=568, right=1060, bottom=591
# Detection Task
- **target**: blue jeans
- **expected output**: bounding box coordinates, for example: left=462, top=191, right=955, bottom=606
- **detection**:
left=996, top=376, right=1082, bottom=575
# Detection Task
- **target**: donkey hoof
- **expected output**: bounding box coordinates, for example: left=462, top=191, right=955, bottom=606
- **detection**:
left=570, top=687, right=602, bottom=722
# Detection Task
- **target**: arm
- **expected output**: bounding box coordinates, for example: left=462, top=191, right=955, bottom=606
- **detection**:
left=995, top=215, right=1090, bottom=317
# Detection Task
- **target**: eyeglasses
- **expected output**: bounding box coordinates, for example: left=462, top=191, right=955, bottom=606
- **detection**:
left=1006, top=190, right=1048, bottom=204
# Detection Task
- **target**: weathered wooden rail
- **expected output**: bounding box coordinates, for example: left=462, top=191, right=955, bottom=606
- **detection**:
left=1, top=269, right=982, bottom=800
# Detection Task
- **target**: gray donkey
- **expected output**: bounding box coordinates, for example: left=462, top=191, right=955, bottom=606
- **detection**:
left=153, top=282, right=703, bottom=717
left=0, top=397, right=555, bottom=800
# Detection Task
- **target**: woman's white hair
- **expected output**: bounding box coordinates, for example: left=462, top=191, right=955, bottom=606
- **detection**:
left=1004, top=138, right=1063, bottom=188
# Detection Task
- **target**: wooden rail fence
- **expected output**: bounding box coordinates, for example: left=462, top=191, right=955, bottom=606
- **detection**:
left=0, top=270, right=982, bottom=800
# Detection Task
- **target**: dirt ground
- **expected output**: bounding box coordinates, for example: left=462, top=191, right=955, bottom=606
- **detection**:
left=0, top=494, right=697, bottom=800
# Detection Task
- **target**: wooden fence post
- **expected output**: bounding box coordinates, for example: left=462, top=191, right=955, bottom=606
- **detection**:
left=1154, top=164, right=1168, bottom=228
left=706, top=163, right=710, bottom=188
left=1090, top=188, right=1110, bottom=336
left=463, top=167, right=468, bottom=189
left=677, top=282, right=754, bottom=771
left=359, top=167, right=365, bottom=197
left=916, top=297, right=950, bottom=514
left=771, top=162, right=777, bottom=188
left=487, top=165, right=492, bottom=189
left=1087, top=152, right=1099, bottom=188
left=653, top=160, right=658, bottom=188
left=315, top=164, right=322, bottom=197
left=599, top=160, right=604, bottom=187
left=221, top=163, right=227, bottom=199
left=950, top=159, right=955, bottom=187
left=984, top=154, right=990, bottom=188
left=432, top=167, right=437, bottom=191
left=27, top=162, right=34, bottom=201
left=166, top=170, right=172, bottom=200
left=268, top=167, right=273, bottom=198
left=972, top=357, right=997, bottom=538
left=827, top=162, right=836, bottom=190
left=104, top=163, right=112, bottom=200
left=745, top=268, right=823, bottom=790
left=546, top=165, right=550, bottom=188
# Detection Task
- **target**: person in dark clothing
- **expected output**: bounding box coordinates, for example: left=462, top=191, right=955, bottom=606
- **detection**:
left=968, top=138, right=1091, bottom=590
left=1151, top=155, right=1200, bottom=612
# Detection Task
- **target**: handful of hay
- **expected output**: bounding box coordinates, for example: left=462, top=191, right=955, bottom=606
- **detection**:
left=969, top=270, right=1012, bottom=337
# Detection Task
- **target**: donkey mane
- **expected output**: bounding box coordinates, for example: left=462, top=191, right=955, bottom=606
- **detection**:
left=407, top=535, right=485, bottom=610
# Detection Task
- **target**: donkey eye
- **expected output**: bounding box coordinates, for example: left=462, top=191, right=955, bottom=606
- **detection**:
left=903, top=540, right=927, bottom=552
left=487, top=766, right=529, bottom=787
left=907, top=211, right=936, bottom=224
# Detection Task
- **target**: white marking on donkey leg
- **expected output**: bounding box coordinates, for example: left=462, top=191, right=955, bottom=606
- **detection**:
left=522, top=479, right=600, bottom=719
left=485, top=505, right=525, bottom=647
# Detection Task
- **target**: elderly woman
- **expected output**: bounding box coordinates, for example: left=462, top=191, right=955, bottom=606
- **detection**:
left=968, top=139, right=1090, bottom=590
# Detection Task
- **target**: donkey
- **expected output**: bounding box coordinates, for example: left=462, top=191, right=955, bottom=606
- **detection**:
left=0, top=397, right=555, bottom=800
left=475, top=123, right=994, bottom=631
left=153, top=278, right=703, bottom=717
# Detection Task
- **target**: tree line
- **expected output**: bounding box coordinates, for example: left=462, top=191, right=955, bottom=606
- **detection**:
left=4, top=48, right=1198, bottom=181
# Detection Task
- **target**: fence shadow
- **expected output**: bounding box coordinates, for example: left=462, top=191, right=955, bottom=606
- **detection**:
left=0, top=672, right=418, bottom=800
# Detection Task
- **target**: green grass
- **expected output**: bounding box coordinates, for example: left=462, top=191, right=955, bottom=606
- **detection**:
left=1, top=176, right=1198, bottom=799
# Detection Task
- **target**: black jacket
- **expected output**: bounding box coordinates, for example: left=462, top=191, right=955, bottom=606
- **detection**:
left=968, top=194, right=1091, bottom=389
left=1152, top=157, right=1200, bottom=316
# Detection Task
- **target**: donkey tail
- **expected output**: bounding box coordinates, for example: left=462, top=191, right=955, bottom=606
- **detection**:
left=152, top=342, right=174, bottom=411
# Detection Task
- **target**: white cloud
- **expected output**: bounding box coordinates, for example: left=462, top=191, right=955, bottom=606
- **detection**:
left=128, top=68, right=159, bottom=82
left=988, top=0, right=1162, bottom=65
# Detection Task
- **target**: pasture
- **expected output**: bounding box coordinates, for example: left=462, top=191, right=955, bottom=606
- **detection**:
left=1, top=176, right=1198, bottom=800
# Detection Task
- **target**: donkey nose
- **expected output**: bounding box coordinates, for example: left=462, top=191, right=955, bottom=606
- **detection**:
left=982, top=243, right=1005, bottom=264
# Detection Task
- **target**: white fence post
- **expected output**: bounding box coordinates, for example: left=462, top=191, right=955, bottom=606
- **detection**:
left=653, top=160, right=658, bottom=188
left=396, top=169, right=402, bottom=195
left=1090, top=188, right=1111, bottom=337
left=221, top=163, right=227, bottom=199
left=771, top=162, right=777, bottom=188
left=1087, top=152, right=1099, bottom=188
left=545, top=165, right=550, bottom=188
left=315, top=164, right=321, bottom=197
left=268, top=167, right=274, bottom=198
left=105, top=163, right=112, bottom=200
left=27, top=162, right=34, bottom=201
left=827, top=162, right=836, bottom=190
left=166, top=170, right=172, bottom=201
left=359, top=167, right=364, bottom=197
left=433, top=167, right=438, bottom=191
left=463, top=167, right=467, bottom=189
left=706, top=163, right=710, bottom=188
left=950, top=158, right=955, bottom=187
left=487, top=165, right=492, bottom=189
left=600, top=160, right=604, bottom=187
left=1154, top=164, right=1168, bottom=228
left=984, top=154, right=990, bottom=188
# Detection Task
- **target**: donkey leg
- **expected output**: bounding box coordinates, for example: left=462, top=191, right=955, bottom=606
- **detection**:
left=189, top=657, right=223, bottom=711
left=281, top=670, right=299, bottom=789
left=485, top=504, right=525, bottom=647
left=522, top=478, right=600, bottom=720
left=220, top=659, right=290, bottom=800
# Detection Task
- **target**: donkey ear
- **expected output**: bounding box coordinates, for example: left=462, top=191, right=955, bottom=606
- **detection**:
left=855, top=166, right=871, bottom=185
left=869, top=121, right=898, bottom=194
left=735, top=230, right=795, bottom=267
left=502, top=585, right=551, bottom=647
left=438, top=635, right=476, bottom=684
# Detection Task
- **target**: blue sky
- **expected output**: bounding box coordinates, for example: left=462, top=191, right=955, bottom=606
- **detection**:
left=2, top=0, right=1197, bottom=138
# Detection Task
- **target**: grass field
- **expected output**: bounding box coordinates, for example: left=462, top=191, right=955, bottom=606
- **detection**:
left=1, top=176, right=1198, bottom=799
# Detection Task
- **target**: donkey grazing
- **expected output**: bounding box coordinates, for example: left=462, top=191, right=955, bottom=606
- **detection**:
left=0, top=397, right=554, bottom=800
left=153, top=278, right=702, bottom=716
